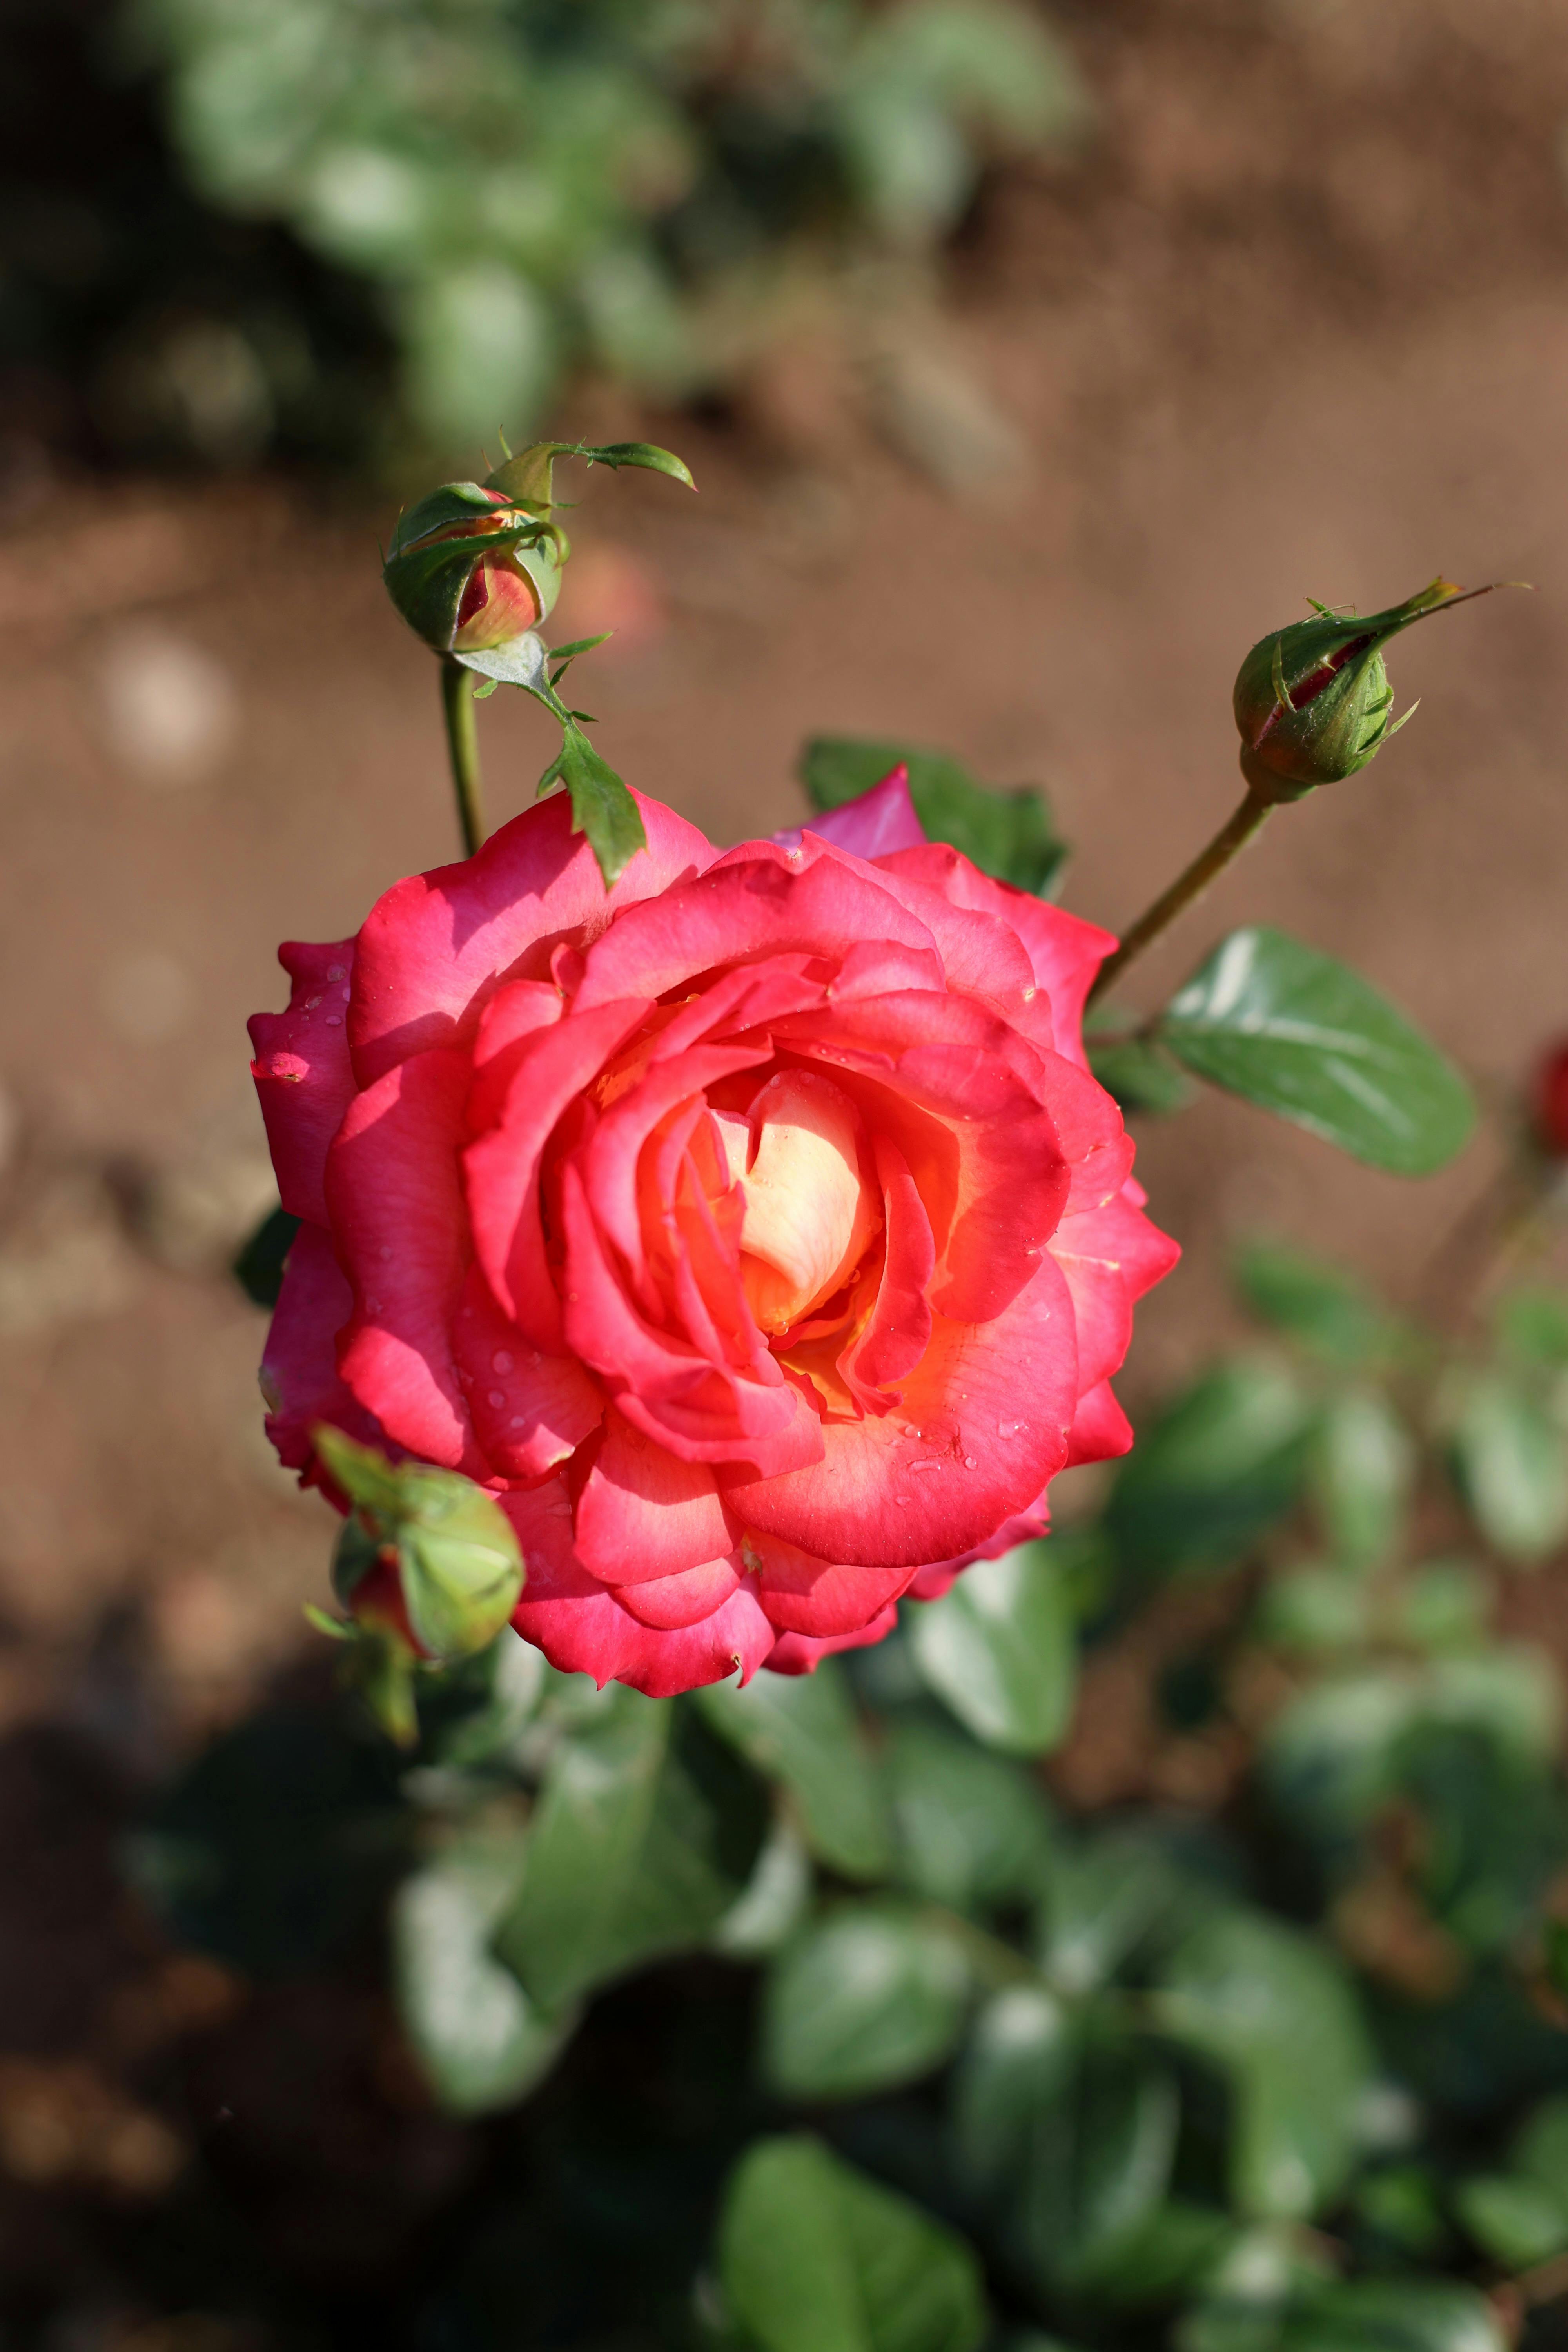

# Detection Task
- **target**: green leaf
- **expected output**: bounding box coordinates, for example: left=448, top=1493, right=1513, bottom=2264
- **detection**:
left=1036, top=1829, right=1196, bottom=1995
left=1234, top=1242, right=1386, bottom=1368
left=884, top=1717, right=1052, bottom=1913
left=1261, top=1669, right=1417, bottom=1840
left=232, top=1203, right=299, bottom=1309
left=762, top=1901, right=971, bottom=2099
left=495, top=1691, right=766, bottom=2010
left=1154, top=1911, right=1373, bottom=2220
left=1280, top=2281, right=1506, bottom=2352
left=1254, top=1565, right=1369, bottom=1655
left=540, top=719, right=647, bottom=888
left=1105, top=1357, right=1314, bottom=1580
left=717, top=2134, right=987, bottom=2352
left=1511, top=2091, right=1568, bottom=2194
left=1017, top=2041, right=1181, bottom=2294
left=1453, top=2173, right=1568, bottom=2269
left=906, top=1541, right=1075, bottom=1755
left=693, top=1661, right=894, bottom=1881
left=798, top=736, right=1067, bottom=898
left=393, top=1828, right=575, bottom=2115
left=126, top=1707, right=406, bottom=1978
left=1451, top=1371, right=1568, bottom=1562
left=1159, top=927, right=1476, bottom=1175
left=950, top=1984, right=1074, bottom=2191
left=1087, top=1035, right=1196, bottom=1115
left=1495, top=1287, right=1568, bottom=1370
left=1310, top=1387, right=1414, bottom=1567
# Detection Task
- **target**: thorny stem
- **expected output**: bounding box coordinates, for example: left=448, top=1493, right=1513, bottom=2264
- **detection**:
left=440, top=657, right=486, bottom=857
left=1087, top=783, right=1276, bottom=1009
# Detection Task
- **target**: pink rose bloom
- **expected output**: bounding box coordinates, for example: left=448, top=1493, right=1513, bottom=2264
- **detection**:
left=250, top=769, right=1177, bottom=1697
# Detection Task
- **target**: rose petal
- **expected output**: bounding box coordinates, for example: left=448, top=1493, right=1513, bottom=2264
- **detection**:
left=573, top=1409, right=739, bottom=1585
left=724, top=1249, right=1078, bottom=1569
left=451, top=1264, right=603, bottom=1480
left=744, top=1527, right=916, bottom=1638
left=774, top=764, right=927, bottom=861
left=1064, top=1377, right=1134, bottom=1469
left=326, top=1047, right=486, bottom=1474
left=612, top=1555, right=744, bottom=1629
left=249, top=940, right=358, bottom=1227
left=261, top=1221, right=385, bottom=1476
left=504, top=1486, right=776, bottom=1696
left=763, top=1609, right=900, bottom=1676
left=349, top=787, right=713, bottom=1084
left=840, top=1134, right=935, bottom=1412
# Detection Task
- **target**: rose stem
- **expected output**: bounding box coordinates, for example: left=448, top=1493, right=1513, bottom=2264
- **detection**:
left=1086, top=782, right=1275, bottom=1009
left=440, top=657, right=486, bottom=857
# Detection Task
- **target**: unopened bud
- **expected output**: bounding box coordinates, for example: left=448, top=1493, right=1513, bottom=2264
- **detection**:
left=1233, top=577, right=1496, bottom=803
left=1534, top=1042, right=1568, bottom=1160
left=315, top=1427, right=524, bottom=1664
left=383, top=467, right=566, bottom=661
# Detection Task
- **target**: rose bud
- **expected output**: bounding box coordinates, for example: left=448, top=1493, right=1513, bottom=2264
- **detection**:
left=1533, top=1042, right=1568, bottom=1159
left=1234, top=577, right=1486, bottom=802
left=314, top=1426, right=524, bottom=1664
left=250, top=770, right=1177, bottom=1699
left=382, top=472, right=566, bottom=661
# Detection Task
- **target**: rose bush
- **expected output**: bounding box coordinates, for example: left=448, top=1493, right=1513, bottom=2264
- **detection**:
left=250, top=766, right=1176, bottom=1697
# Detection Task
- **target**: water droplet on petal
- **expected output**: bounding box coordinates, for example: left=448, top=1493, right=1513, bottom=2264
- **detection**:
left=509, top=1414, right=526, bottom=1430
left=492, top=1350, right=514, bottom=1374
left=325, top=1014, right=343, bottom=1027
left=964, top=1455, right=978, bottom=1470
left=487, top=1389, right=505, bottom=1408
left=326, top=965, right=346, bottom=982
left=303, top=996, right=321, bottom=1010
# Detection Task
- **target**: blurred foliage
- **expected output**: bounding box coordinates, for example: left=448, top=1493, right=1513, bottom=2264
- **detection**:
left=147, top=729, right=1568, bottom=2347
left=1, top=0, right=1089, bottom=474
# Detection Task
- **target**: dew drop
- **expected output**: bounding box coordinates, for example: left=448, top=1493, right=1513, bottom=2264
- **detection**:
left=487, top=1389, right=505, bottom=1408
left=325, top=1014, right=343, bottom=1027
left=492, top=1350, right=514, bottom=1374
left=340, top=985, right=352, bottom=1003
left=964, top=1455, right=978, bottom=1470
left=894, top=1495, right=911, bottom=1506
left=326, top=965, right=346, bottom=982
left=303, top=995, right=321, bottom=1009
left=911, top=1459, right=943, bottom=1474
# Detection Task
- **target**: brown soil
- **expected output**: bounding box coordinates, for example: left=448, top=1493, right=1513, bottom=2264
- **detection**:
left=4, top=0, right=1568, bottom=2325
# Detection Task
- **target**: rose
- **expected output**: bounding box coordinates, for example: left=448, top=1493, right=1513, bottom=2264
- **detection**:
left=250, top=766, right=1177, bottom=1697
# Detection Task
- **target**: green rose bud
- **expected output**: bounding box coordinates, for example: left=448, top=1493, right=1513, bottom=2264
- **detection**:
left=1233, top=577, right=1490, bottom=803
left=314, top=1427, right=524, bottom=1666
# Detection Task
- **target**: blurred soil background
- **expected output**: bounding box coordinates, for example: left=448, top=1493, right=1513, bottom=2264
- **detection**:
left=4, top=0, right=1568, bottom=2338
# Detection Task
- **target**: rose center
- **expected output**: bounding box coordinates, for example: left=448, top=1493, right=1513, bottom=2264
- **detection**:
left=711, top=1070, right=880, bottom=1336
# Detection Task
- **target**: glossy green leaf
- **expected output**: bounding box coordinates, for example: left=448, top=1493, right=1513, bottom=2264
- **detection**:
left=232, top=1203, right=299, bottom=1309
left=799, top=736, right=1067, bottom=897
left=950, top=1984, right=1074, bottom=2191
left=1280, top=2281, right=1506, bottom=2352
left=1254, top=1565, right=1369, bottom=1655
left=1087, top=1034, right=1196, bottom=1115
left=693, top=1660, right=894, bottom=1880
left=393, top=1829, right=575, bottom=2115
left=1235, top=1241, right=1386, bottom=1368
left=1017, top=2042, right=1181, bottom=2293
left=718, top=2134, right=987, bottom=2352
left=1452, top=2174, right=1568, bottom=2269
left=495, top=1691, right=766, bottom=2010
left=1160, top=927, right=1476, bottom=1174
left=762, top=1901, right=971, bottom=2099
left=1310, top=1387, right=1414, bottom=1567
left=906, top=1541, right=1075, bottom=1754
left=884, top=1717, right=1052, bottom=1912
left=1036, top=1830, right=1196, bottom=1995
left=1154, top=1910, right=1373, bottom=2219
left=1450, top=1371, right=1568, bottom=1562
left=1106, top=1357, right=1314, bottom=1580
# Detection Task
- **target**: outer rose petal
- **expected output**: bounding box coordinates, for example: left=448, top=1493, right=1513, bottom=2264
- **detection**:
left=249, top=940, right=357, bottom=1227
left=875, top=844, right=1115, bottom=1069
left=573, top=1410, right=739, bottom=1585
left=764, top=1609, right=900, bottom=1676
left=1051, top=1187, right=1182, bottom=1390
left=326, top=1047, right=487, bottom=1476
left=1064, top=1378, right=1134, bottom=1469
left=260, top=1222, right=386, bottom=1475
left=451, top=1265, right=602, bottom=1481
left=745, top=1528, right=916, bottom=1639
left=902, top=1495, right=1053, bottom=1603
left=773, top=765, right=927, bottom=861
left=612, top=1556, right=743, bottom=1629
left=503, top=1486, right=775, bottom=1697
left=348, top=788, right=713, bottom=1084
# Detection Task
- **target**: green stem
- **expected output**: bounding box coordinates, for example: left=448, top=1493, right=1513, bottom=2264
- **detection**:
left=1087, top=783, right=1275, bottom=1009
left=440, top=657, right=486, bottom=857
